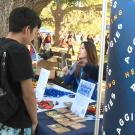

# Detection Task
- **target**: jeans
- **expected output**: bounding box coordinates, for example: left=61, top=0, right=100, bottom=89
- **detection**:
left=0, top=123, right=31, bottom=135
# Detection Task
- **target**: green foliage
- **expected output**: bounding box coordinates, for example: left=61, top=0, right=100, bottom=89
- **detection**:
left=55, top=0, right=101, bottom=4
left=40, top=0, right=103, bottom=35
left=40, top=4, right=55, bottom=30
left=62, top=9, right=102, bottom=34
left=55, top=0, right=85, bottom=5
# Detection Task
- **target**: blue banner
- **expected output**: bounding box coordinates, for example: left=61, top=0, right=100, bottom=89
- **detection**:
left=103, top=0, right=135, bottom=135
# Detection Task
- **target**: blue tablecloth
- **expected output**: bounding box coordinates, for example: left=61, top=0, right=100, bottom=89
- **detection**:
left=36, top=112, right=103, bottom=135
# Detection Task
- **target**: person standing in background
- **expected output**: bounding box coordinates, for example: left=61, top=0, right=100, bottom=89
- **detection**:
left=43, top=33, right=52, bottom=50
left=37, top=32, right=43, bottom=51
left=87, top=34, right=94, bottom=44
left=67, top=34, right=75, bottom=55
left=75, top=32, right=82, bottom=45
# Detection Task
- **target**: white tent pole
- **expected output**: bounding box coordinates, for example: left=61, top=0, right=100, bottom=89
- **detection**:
left=94, top=0, right=107, bottom=135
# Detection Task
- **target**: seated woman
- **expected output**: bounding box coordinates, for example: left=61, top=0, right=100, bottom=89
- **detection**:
left=62, top=41, right=99, bottom=100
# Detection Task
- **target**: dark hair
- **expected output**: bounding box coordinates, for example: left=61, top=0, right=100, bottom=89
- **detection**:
left=75, top=41, right=98, bottom=77
left=82, top=41, right=98, bottom=65
left=67, top=35, right=72, bottom=39
left=9, top=7, right=41, bottom=32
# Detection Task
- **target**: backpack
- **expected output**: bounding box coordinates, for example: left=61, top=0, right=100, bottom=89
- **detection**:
left=0, top=43, right=19, bottom=122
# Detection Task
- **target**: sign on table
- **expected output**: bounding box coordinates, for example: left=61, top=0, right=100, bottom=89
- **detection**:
left=71, top=79, right=96, bottom=118
left=35, top=68, right=50, bottom=101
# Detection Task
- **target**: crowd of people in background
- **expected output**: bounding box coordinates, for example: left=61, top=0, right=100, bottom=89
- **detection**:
left=37, top=31, right=108, bottom=55
left=59, top=31, right=101, bottom=48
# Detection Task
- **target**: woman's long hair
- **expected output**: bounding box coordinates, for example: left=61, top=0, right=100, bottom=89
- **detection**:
left=75, top=41, right=98, bottom=77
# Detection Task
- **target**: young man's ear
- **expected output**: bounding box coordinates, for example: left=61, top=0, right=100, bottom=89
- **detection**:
left=22, top=26, right=31, bottom=34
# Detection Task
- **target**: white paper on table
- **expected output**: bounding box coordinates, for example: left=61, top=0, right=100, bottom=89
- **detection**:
left=35, top=68, right=50, bottom=101
left=71, top=79, right=96, bottom=118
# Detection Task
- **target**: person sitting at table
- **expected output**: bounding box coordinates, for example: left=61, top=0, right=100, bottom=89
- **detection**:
left=62, top=41, right=99, bottom=100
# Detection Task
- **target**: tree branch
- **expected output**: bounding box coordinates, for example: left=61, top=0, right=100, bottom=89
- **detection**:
left=41, top=17, right=55, bottom=23
left=51, top=6, right=55, bottom=16
left=64, top=6, right=91, bottom=15
left=32, top=0, right=52, bottom=14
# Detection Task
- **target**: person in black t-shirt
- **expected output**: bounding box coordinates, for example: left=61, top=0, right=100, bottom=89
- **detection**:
left=0, top=7, right=41, bottom=135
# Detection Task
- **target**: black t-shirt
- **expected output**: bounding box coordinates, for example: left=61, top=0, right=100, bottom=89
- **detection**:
left=0, top=38, right=33, bottom=128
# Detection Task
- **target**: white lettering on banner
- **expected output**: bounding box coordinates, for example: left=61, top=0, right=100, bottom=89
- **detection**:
left=133, top=38, right=135, bottom=45
left=110, top=40, right=114, bottom=48
left=106, top=64, right=108, bottom=71
left=111, top=92, right=116, bottom=99
left=109, top=24, right=123, bottom=49
left=119, top=119, right=124, bottom=126
left=124, top=37, right=135, bottom=65
left=109, top=99, right=113, bottom=106
left=124, top=57, right=130, bottom=64
left=125, top=114, right=130, bottom=121
left=118, top=10, right=123, bottom=16
left=116, top=128, right=121, bottom=135
left=116, top=113, right=134, bottom=135
left=104, top=93, right=116, bottom=112
left=115, top=31, right=120, bottom=39
left=107, top=103, right=110, bottom=110
left=130, top=83, right=135, bottom=92
left=131, top=113, right=134, bottom=121
left=118, top=24, right=123, bottom=30
left=113, top=37, right=117, bottom=43
left=127, top=45, right=133, bottom=53
left=108, top=69, right=112, bottom=76
left=113, top=1, right=118, bottom=8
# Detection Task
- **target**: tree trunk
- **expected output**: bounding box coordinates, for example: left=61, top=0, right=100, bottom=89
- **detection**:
left=0, top=0, right=14, bottom=37
left=53, top=4, right=64, bottom=46
left=54, top=18, right=63, bottom=46
left=0, top=0, right=52, bottom=37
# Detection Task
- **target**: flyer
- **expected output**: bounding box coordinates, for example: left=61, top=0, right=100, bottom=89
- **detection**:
left=71, top=79, right=96, bottom=118
left=35, top=68, right=50, bottom=101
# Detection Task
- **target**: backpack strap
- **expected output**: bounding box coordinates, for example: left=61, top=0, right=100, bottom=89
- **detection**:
left=0, top=40, right=14, bottom=91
